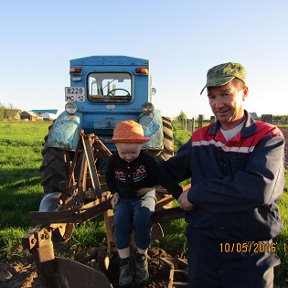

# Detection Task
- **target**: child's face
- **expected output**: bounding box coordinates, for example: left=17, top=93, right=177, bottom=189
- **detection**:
left=115, top=143, right=142, bottom=163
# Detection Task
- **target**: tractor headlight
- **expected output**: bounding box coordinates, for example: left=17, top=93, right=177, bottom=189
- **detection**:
left=142, top=102, right=154, bottom=114
left=65, top=102, right=78, bottom=115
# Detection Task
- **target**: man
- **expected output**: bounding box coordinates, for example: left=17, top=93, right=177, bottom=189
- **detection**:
left=163, top=62, right=285, bottom=287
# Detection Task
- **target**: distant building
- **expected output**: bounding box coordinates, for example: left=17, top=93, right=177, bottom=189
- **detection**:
left=249, top=112, right=258, bottom=120
left=261, top=114, right=273, bottom=123
left=32, top=109, right=58, bottom=114
left=40, top=112, right=57, bottom=121
left=20, top=111, right=43, bottom=121
left=3, top=109, right=21, bottom=120
left=31, top=109, right=58, bottom=121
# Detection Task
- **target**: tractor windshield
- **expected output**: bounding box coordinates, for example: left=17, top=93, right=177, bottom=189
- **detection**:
left=88, top=73, right=132, bottom=103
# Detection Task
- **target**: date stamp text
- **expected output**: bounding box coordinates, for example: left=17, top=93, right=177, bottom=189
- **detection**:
left=219, top=242, right=287, bottom=254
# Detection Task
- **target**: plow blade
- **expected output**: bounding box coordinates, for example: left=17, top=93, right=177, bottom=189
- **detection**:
left=40, top=257, right=112, bottom=288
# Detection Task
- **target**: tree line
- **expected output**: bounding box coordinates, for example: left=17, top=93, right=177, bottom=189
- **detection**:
left=0, top=103, right=20, bottom=121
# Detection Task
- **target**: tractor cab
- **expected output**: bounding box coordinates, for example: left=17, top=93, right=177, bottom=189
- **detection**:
left=47, top=56, right=164, bottom=152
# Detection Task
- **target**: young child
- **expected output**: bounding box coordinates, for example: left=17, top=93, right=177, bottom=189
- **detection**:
left=105, top=120, right=182, bottom=287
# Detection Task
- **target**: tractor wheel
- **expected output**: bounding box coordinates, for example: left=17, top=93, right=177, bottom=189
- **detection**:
left=154, top=117, right=175, bottom=208
left=40, top=146, right=71, bottom=194
left=161, top=116, right=174, bottom=160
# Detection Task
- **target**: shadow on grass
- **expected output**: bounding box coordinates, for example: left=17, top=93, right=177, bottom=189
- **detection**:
left=0, top=167, right=42, bottom=191
left=0, top=167, right=44, bottom=229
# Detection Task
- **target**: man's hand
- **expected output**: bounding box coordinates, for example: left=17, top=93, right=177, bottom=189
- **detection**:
left=111, top=192, right=120, bottom=208
left=178, top=190, right=194, bottom=210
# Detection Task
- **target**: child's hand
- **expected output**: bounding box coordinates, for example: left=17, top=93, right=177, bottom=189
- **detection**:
left=111, top=193, right=120, bottom=208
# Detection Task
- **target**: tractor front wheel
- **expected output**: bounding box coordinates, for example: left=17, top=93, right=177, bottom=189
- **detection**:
left=40, top=147, right=71, bottom=194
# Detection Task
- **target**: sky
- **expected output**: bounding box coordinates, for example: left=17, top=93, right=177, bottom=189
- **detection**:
left=0, top=0, right=287, bottom=119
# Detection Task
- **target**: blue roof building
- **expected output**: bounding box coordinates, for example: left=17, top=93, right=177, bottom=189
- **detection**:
left=32, top=109, right=58, bottom=114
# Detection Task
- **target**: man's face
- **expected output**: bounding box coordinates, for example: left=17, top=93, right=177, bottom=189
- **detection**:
left=207, top=81, right=248, bottom=129
left=115, top=143, right=142, bottom=163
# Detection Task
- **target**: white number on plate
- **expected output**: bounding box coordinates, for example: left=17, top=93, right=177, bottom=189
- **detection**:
left=65, top=87, right=85, bottom=102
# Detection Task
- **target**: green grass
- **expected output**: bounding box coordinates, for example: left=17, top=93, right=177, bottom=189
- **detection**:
left=71, top=220, right=107, bottom=247
left=0, top=121, right=287, bottom=287
left=0, top=122, right=49, bottom=229
left=0, top=227, right=27, bottom=260
left=0, top=121, right=110, bottom=260
left=172, top=121, right=192, bottom=152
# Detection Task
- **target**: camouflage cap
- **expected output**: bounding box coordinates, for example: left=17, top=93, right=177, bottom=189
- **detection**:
left=200, top=62, right=246, bottom=95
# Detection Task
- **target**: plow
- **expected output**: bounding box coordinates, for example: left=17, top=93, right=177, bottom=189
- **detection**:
left=22, top=131, right=189, bottom=287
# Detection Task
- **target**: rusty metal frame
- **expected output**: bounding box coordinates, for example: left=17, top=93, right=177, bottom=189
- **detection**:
left=22, top=131, right=190, bottom=288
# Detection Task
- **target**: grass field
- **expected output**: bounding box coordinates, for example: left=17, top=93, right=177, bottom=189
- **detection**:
left=0, top=121, right=287, bottom=287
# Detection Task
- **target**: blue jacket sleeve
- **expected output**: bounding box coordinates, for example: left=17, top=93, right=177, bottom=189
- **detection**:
left=188, top=135, right=285, bottom=214
left=143, top=153, right=183, bottom=199
left=161, top=139, right=192, bottom=183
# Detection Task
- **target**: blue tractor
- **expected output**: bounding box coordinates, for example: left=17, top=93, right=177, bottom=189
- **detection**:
left=41, top=55, right=174, bottom=195
left=23, top=56, right=190, bottom=288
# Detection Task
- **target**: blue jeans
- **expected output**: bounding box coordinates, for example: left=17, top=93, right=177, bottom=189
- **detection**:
left=113, top=190, right=156, bottom=250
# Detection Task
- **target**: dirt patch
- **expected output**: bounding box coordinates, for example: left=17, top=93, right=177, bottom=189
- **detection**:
left=0, top=262, right=39, bottom=288
left=0, top=245, right=187, bottom=288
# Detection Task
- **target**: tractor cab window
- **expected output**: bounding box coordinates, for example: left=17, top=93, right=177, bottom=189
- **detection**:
left=88, top=73, right=132, bottom=103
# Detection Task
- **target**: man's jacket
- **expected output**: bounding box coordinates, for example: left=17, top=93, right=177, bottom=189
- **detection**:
left=163, top=112, right=285, bottom=241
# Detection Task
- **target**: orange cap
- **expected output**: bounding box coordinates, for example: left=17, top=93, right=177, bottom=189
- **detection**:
left=108, top=120, right=150, bottom=143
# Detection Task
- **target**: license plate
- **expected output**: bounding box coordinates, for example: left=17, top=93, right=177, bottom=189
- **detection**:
left=65, top=87, right=85, bottom=102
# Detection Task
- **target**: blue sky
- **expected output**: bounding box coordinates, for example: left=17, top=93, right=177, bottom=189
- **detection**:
left=0, top=0, right=287, bottom=118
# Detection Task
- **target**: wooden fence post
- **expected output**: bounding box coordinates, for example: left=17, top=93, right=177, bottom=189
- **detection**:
left=198, top=114, right=203, bottom=128
left=210, top=116, right=216, bottom=124
left=261, top=114, right=273, bottom=124
left=191, top=118, right=195, bottom=133
left=187, top=119, right=194, bottom=133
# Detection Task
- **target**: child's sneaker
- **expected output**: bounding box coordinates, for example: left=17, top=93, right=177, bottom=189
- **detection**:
left=135, top=255, right=149, bottom=286
left=119, top=263, right=133, bottom=287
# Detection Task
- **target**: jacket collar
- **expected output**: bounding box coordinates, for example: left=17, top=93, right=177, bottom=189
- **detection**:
left=208, top=110, right=257, bottom=138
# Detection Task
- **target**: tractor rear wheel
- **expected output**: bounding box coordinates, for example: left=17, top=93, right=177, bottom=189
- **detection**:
left=154, top=117, right=175, bottom=209
left=161, top=116, right=174, bottom=160
left=40, top=146, right=71, bottom=194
